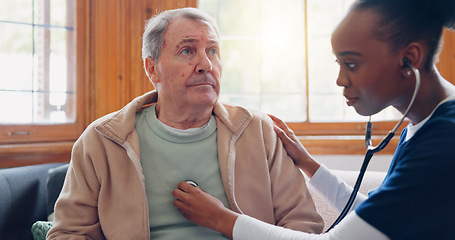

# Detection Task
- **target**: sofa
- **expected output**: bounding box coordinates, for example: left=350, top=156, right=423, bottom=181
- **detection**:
left=0, top=163, right=385, bottom=239
left=0, top=163, right=68, bottom=240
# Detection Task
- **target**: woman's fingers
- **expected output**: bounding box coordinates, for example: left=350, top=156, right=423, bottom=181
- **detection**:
left=269, top=114, right=290, bottom=131
left=269, top=114, right=289, bottom=131
left=269, top=114, right=299, bottom=145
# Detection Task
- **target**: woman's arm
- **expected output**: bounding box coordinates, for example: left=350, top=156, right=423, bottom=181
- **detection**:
left=173, top=182, right=388, bottom=240
left=307, top=165, right=367, bottom=212
left=234, top=211, right=389, bottom=240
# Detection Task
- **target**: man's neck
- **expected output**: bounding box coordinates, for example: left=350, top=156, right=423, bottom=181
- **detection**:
left=154, top=102, right=214, bottom=130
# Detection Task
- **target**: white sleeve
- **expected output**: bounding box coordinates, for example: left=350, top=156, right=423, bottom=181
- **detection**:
left=307, top=165, right=367, bottom=212
left=233, top=212, right=389, bottom=240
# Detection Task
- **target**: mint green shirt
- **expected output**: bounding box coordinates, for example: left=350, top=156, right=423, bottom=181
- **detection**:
left=135, top=104, right=230, bottom=239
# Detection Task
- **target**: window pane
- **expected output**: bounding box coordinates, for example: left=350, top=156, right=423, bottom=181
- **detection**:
left=0, top=0, right=75, bottom=124
left=50, top=0, right=68, bottom=26
left=216, top=0, right=262, bottom=35
left=261, top=94, right=306, bottom=122
left=34, top=0, right=68, bottom=27
left=220, top=40, right=262, bottom=94
left=0, top=92, right=34, bottom=123
left=48, top=28, right=76, bottom=123
left=0, top=23, right=34, bottom=91
left=307, top=0, right=355, bottom=122
left=0, top=0, right=32, bottom=23
left=0, top=91, right=75, bottom=123
left=200, top=0, right=307, bottom=121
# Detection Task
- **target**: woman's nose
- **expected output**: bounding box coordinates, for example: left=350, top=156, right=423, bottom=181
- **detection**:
left=336, top=69, right=349, bottom=87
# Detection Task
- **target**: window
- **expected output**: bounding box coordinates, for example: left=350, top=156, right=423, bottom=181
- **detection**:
left=0, top=0, right=84, bottom=144
left=199, top=0, right=402, bottom=135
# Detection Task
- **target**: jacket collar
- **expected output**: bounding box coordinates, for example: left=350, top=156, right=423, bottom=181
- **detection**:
left=95, top=91, right=253, bottom=144
left=213, top=100, right=252, bottom=136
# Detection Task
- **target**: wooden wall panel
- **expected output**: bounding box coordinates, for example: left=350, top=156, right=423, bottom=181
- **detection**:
left=437, top=30, right=455, bottom=84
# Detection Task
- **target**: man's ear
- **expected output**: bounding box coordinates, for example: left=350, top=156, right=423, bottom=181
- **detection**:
left=145, top=57, right=159, bottom=84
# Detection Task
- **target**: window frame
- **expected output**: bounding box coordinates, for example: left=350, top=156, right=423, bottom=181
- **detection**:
left=0, top=0, right=88, bottom=166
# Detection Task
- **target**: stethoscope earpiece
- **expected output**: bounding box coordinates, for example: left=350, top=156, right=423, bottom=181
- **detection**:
left=402, top=57, right=412, bottom=68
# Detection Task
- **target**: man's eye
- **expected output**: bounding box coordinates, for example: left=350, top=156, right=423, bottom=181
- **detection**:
left=181, top=49, right=191, bottom=55
left=208, top=49, right=217, bottom=55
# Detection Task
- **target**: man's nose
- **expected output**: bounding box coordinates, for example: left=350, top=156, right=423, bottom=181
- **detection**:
left=195, top=52, right=213, bottom=73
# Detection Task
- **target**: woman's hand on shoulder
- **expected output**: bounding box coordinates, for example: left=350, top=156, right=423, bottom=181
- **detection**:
left=268, top=114, right=320, bottom=178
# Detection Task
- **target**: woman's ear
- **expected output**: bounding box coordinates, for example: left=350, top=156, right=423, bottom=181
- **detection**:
left=398, top=42, right=425, bottom=78
left=399, top=42, right=425, bottom=73
left=145, top=57, right=159, bottom=84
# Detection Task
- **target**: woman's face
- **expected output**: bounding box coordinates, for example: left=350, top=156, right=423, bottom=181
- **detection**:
left=331, top=9, right=411, bottom=116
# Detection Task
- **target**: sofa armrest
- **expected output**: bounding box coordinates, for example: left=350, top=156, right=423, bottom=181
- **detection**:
left=46, top=164, right=69, bottom=220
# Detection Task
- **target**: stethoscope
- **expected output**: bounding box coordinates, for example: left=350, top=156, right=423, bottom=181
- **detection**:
left=326, top=59, right=421, bottom=232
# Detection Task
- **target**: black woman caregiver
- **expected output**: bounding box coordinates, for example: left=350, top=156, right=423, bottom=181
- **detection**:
left=173, top=0, right=455, bottom=239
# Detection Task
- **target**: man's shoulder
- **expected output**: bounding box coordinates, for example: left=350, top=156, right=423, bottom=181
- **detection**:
left=217, top=102, right=273, bottom=132
left=219, top=102, right=269, bottom=120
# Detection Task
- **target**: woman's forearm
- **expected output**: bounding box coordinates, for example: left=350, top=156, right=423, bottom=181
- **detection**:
left=213, top=208, right=239, bottom=239
left=296, top=154, right=321, bottom=178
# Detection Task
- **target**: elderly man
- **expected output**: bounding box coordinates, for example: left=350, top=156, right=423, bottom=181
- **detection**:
left=47, top=8, right=323, bottom=239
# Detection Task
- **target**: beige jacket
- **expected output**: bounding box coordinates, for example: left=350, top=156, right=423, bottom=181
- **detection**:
left=47, top=91, right=323, bottom=239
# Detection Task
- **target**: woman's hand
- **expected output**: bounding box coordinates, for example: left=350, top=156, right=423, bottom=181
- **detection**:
left=269, top=114, right=320, bottom=178
left=173, top=182, right=239, bottom=238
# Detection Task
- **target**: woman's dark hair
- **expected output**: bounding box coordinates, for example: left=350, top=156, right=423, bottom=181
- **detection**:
left=352, top=0, right=455, bottom=70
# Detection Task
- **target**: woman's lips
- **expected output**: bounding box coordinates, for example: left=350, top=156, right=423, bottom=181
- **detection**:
left=345, top=96, right=358, bottom=106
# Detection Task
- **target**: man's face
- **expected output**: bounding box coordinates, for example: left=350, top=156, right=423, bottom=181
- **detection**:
left=146, top=17, right=222, bottom=111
